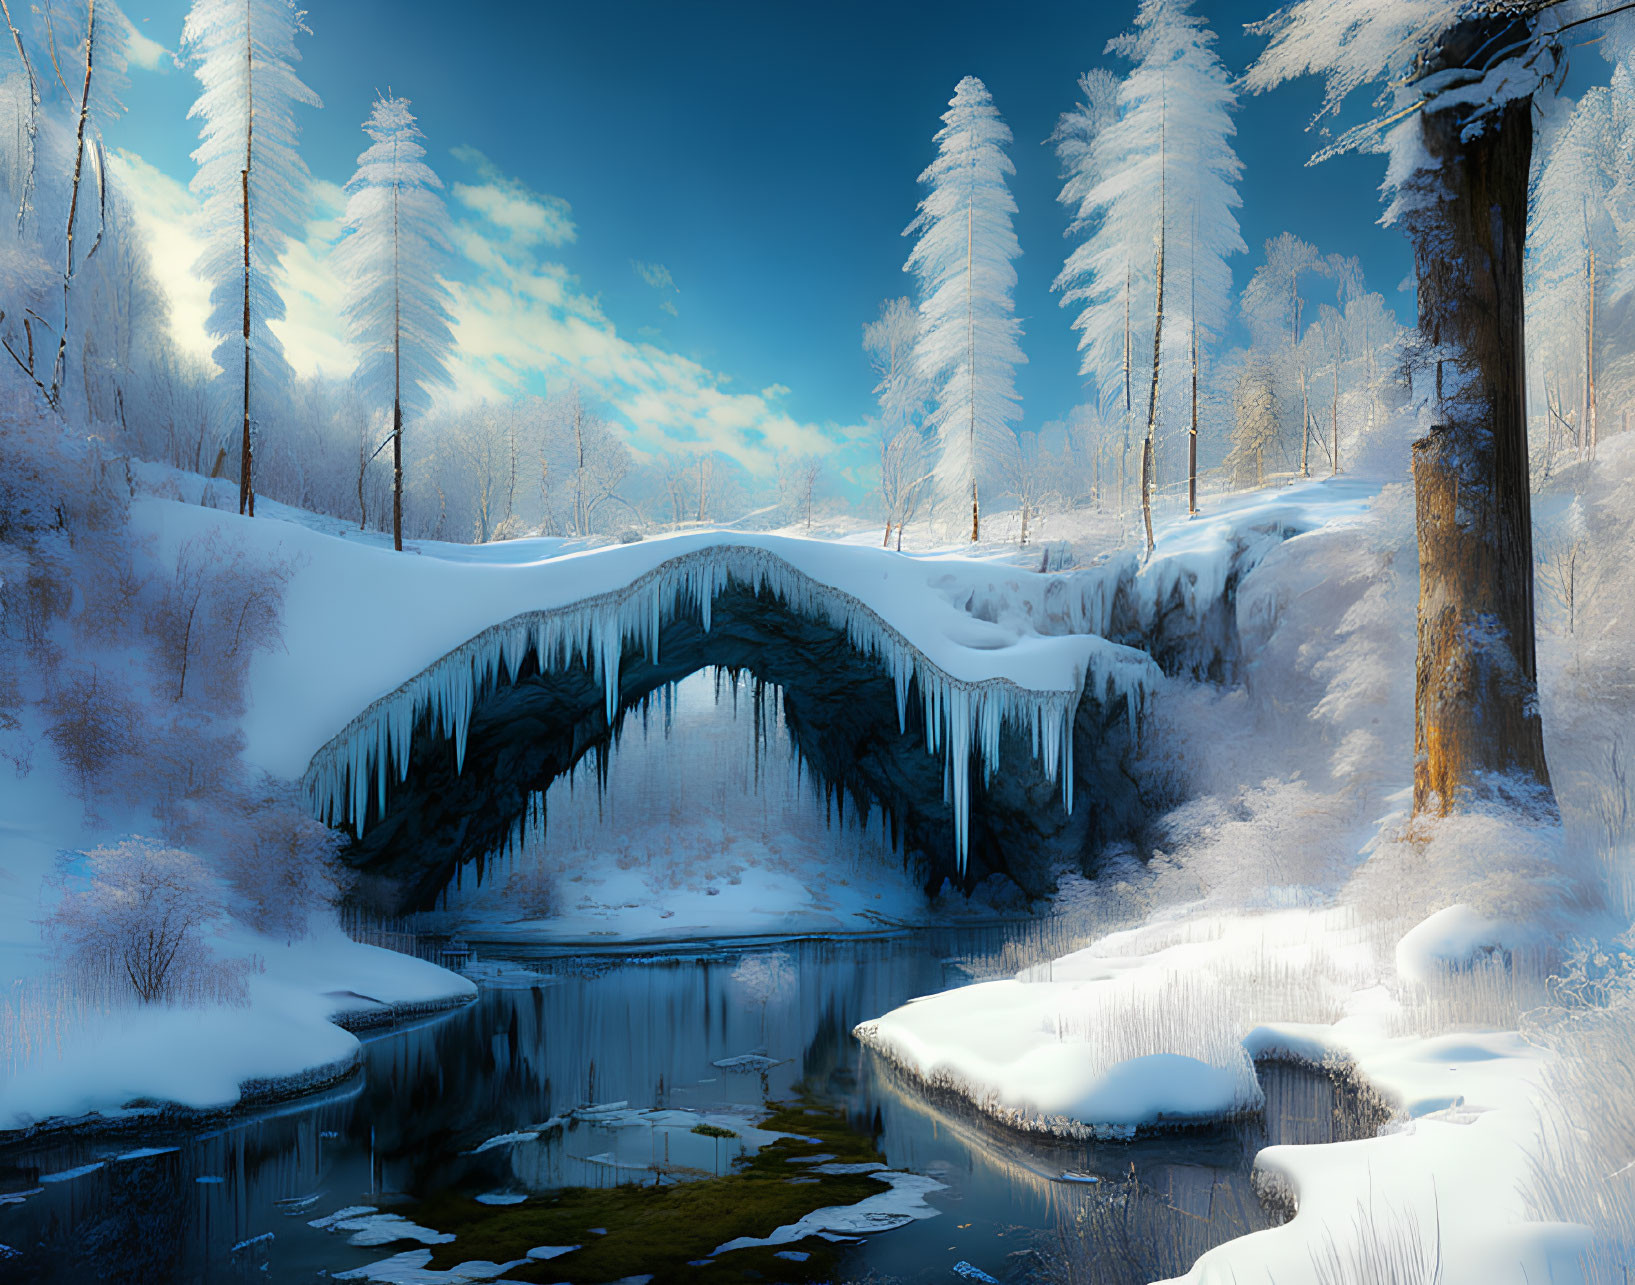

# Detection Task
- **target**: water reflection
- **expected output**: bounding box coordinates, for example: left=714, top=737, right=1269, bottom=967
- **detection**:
left=0, top=932, right=1382, bottom=1284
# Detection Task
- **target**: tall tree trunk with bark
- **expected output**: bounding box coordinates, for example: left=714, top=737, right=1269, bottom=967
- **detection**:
left=1188, top=235, right=1198, bottom=517
left=1141, top=131, right=1166, bottom=556
left=1332, top=365, right=1340, bottom=475
left=1585, top=234, right=1596, bottom=457
left=1405, top=16, right=1553, bottom=817
left=238, top=15, right=255, bottom=518
left=1121, top=267, right=1131, bottom=529
left=50, top=0, right=96, bottom=412
left=391, top=130, right=404, bottom=551
left=1299, top=365, right=1310, bottom=477
left=966, top=183, right=979, bottom=543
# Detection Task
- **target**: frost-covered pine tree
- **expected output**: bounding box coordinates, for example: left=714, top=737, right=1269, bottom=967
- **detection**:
left=182, top=0, right=319, bottom=518
left=333, top=94, right=454, bottom=552
left=904, top=76, right=1024, bottom=543
left=1055, top=0, right=1243, bottom=546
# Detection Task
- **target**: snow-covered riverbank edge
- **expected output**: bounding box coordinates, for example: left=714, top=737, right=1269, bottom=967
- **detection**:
left=0, top=933, right=476, bottom=1144
left=852, top=899, right=1596, bottom=1285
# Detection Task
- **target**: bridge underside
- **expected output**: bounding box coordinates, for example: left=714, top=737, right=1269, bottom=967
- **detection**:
left=336, top=582, right=1142, bottom=915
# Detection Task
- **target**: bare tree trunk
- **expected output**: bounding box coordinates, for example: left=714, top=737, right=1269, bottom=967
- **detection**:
left=1299, top=365, right=1310, bottom=478
left=1585, top=237, right=1596, bottom=457
left=356, top=421, right=368, bottom=530
left=391, top=398, right=403, bottom=550
left=966, top=176, right=979, bottom=543
left=1188, top=315, right=1198, bottom=517
left=240, top=162, right=252, bottom=516
left=1121, top=267, right=1131, bottom=526
left=1406, top=18, right=1553, bottom=817
left=573, top=393, right=586, bottom=536
left=1141, top=128, right=1166, bottom=556
left=1332, top=366, right=1340, bottom=475
left=0, top=0, right=39, bottom=235
left=48, top=0, right=96, bottom=412
left=392, top=130, right=404, bottom=551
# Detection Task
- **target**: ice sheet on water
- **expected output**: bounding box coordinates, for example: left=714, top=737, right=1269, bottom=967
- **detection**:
left=334, top=1250, right=527, bottom=1283
left=711, top=1170, right=946, bottom=1253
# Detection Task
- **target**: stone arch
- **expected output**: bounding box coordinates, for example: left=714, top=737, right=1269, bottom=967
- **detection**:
left=303, top=547, right=1151, bottom=915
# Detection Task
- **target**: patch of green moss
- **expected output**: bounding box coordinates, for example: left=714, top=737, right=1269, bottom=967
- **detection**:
left=419, top=1095, right=886, bottom=1283
left=691, top=1123, right=737, bottom=1139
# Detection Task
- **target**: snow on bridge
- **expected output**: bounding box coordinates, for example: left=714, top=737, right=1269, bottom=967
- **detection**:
left=134, top=477, right=1373, bottom=876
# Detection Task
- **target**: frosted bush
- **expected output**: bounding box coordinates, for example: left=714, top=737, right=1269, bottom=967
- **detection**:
left=503, top=864, right=557, bottom=919
left=42, top=838, right=254, bottom=1005
left=212, top=790, right=346, bottom=941
left=1524, top=935, right=1635, bottom=1279
left=143, top=714, right=245, bottom=838
left=41, top=663, right=139, bottom=801
left=144, top=530, right=293, bottom=711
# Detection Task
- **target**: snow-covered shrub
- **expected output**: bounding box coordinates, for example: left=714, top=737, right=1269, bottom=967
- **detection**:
left=502, top=864, right=557, bottom=919
left=1524, top=935, right=1635, bottom=1280
left=211, top=788, right=346, bottom=941
left=142, top=714, right=245, bottom=838
left=144, top=530, right=293, bottom=711
left=72, top=542, right=152, bottom=649
left=40, top=663, right=139, bottom=801
left=42, top=838, right=255, bottom=1005
left=1349, top=807, right=1591, bottom=949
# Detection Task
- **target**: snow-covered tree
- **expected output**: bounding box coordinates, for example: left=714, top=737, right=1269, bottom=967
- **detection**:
left=43, top=838, right=240, bottom=1004
left=904, top=75, right=1024, bottom=543
left=333, top=94, right=454, bottom=552
left=1528, top=79, right=1623, bottom=467
left=1055, top=0, right=1242, bottom=543
left=1227, top=357, right=1280, bottom=487
left=182, top=0, right=320, bottom=518
left=559, top=389, right=633, bottom=536
left=863, top=295, right=930, bottom=546
left=0, top=0, right=142, bottom=416
left=1246, top=0, right=1625, bottom=818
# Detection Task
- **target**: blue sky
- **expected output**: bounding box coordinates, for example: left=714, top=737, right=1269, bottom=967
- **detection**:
left=110, top=0, right=1420, bottom=482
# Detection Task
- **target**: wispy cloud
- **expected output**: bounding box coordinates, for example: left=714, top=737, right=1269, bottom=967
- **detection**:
left=122, top=16, right=173, bottom=72
left=450, top=145, right=576, bottom=247
left=109, top=147, right=862, bottom=477
left=631, top=260, right=677, bottom=292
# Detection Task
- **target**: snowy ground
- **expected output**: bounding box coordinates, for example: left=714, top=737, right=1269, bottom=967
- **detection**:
left=437, top=668, right=1025, bottom=946
left=850, top=448, right=1635, bottom=1284
left=0, top=565, right=475, bottom=1135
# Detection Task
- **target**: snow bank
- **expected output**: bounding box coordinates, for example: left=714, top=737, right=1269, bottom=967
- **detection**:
left=1183, top=1021, right=1587, bottom=1285
left=1394, top=904, right=1537, bottom=985
left=858, top=901, right=1588, bottom=1283
left=0, top=929, right=473, bottom=1133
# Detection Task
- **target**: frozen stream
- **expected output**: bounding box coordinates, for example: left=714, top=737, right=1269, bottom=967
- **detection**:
left=0, top=930, right=1383, bottom=1285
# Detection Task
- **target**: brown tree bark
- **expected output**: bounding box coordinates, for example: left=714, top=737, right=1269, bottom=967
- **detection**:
left=392, top=397, right=403, bottom=551
left=1141, top=222, right=1164, bottom=555
left=1405, top=17, right=1553, bottom=817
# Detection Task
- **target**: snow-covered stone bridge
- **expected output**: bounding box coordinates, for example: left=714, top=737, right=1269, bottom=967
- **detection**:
left=142, top=485, right=1367, bottom=914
